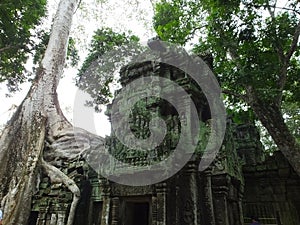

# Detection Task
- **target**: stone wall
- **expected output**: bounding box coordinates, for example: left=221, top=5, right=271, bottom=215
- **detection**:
left=27, top=57, right=300, bottom=225
left=243, top=151, right=300, bottom=225
left=30, top=159, right=90, bottom=224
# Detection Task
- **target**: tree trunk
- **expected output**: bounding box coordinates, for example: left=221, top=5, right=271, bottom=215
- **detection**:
left=0, top=1, right=105, bottom=224
left=249, top=96, right=300, bottom=176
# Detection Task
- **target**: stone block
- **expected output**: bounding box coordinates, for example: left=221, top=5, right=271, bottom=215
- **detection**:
left=260, top=193, right=274, bottom=201
left=256, top=164, right=267, bottom=171
left=278, top=168, right=290, bottom=177
left=266, top=161, right=278, bottom=170
left=273, top=184, right=286, bottom=194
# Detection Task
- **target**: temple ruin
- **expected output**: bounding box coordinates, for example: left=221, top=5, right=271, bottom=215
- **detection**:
left=29, top=59, right=300, bottom=225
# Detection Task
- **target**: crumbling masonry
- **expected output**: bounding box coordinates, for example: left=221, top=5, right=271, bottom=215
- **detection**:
left=29, top=60, right=300, bottom=225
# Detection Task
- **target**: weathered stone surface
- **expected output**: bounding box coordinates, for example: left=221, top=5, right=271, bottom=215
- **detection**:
left=27, top=59, right=300, bottom=225
left=243, top=151, right=300, bottom=225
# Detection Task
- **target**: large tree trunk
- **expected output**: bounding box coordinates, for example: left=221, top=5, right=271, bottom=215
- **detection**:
left=0, top=1, right=104, bottom=224
left=248, top=94, right=300, bottom=176
left=228, top=45, right=300, bottom=176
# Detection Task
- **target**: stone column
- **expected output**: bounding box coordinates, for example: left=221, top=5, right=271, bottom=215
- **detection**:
left=50, top=213, right=57, bottom=225
left=178, top=161, right=199, bottom=225
left=111, top=197, right=120, bottom=225
left=152, top=196, right=158, bottom=225
left=36, top=212, right=46, bottom=225
left=203, top=170, right=216, bottom=225
left=156, top=183, right=167, bottom=225
left=212, top=175, right=230, bottom=225
left=237, top=184, right=244, bottom=225
left=56, top=212, right=66, bottom=225
left=36, top=205, right=50, bottom=225
left=175, top=184, right=180, bottom=225
left=100, top=178, right=111, bottom=225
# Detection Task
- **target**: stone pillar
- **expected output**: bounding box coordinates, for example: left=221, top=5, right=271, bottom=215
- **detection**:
left=175, top=184, right=180, bottom=225
left=111, top=197, right=120, bottom=225
left=50, top=213, right=57, bottom=225
left=100, top=178, right=111, bottom=225
left=101, top=198, right=111, bottom=225
left=237, top=184, right=244, bottom=225
left=56, top=212, right=66, bottom=225
left=156, top=183, right=167, bottom=225
left=36, top=212, right=46, bottom=225
left=178, top=161, right=199, bottom=225
left=212, top=175, right=230, bottom=225
left=36, top=205, right=50, bottom=225
left=203, top=171, right=216, bottom=225
left=152, top=196, right=158, bottom=225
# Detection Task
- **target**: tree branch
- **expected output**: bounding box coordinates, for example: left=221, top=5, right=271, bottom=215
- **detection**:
left=244, top=2, right=300, bottom=15
left=266, top=2, right=275, bottom=18
left=0, top=45, right=13, bottom=53
left=265, top=2, right=287, bottom=65
left=286, top=20, right=300, bottom=61
left=274, top=6, right=300, bottom=15
left=222, top=89, right=248, bottom=102
left=149, top=0, right=156, bottom=14
left=0, top=44, right=32, bottom=54
left=74, top=0, right=82, bottom=14
left=276, top=20, right=300, bottom=104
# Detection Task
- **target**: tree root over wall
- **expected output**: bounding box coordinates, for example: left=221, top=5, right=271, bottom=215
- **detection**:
left=0, top=110, right=104, bottom=225
left=0, top=1, right=106, bottom=224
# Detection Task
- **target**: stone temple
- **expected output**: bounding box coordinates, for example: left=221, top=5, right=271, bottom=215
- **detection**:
left=29, top=54, right=300, bottom=225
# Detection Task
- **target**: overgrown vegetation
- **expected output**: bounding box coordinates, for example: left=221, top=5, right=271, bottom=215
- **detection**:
left=153, top=0, right=300, bottom=171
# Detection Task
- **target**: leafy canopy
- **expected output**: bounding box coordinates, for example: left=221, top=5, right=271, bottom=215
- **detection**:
left=153, top=0, right=300, bottom=149
left=0, top=0, right=47, bottom=92
left=76, top=28, right=141, bottom=112
left=0, top=1, right=79, bottom=93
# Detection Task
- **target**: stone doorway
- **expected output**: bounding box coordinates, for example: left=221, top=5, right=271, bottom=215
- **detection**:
left=123, top=201, right=150, bottom=225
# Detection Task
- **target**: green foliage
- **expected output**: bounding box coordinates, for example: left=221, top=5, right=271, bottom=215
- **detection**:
left=0, top=0, right=47, bottom=92
left=153, top=0, right=203, bottom=45
left=194, top=3, right=299, bottom=103
left=227, top=108, right=256, bottom=125
left=153, top=0, right=300, bottom=152
left=76, top=28, right=141, bottom=111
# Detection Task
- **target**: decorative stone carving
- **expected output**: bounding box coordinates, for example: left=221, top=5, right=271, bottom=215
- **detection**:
left=28, top=55, right=300, bottom=225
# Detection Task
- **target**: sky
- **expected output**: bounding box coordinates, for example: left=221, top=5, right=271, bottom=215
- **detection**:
left=0, top=0, right=156, bottom=137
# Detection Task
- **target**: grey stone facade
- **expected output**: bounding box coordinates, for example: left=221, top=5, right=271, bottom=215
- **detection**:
left=29, top=61, right=300, bottom=225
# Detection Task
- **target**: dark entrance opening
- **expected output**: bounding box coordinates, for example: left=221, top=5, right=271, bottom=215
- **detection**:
left=28, top=211, right=38, bottom=225
left=92, top=202, right=103, bottom=225
left=125, top=202, right=149, bottom=225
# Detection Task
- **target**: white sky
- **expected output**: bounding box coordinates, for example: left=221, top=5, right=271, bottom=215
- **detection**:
left=0, top=0, right=156, bottom=137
